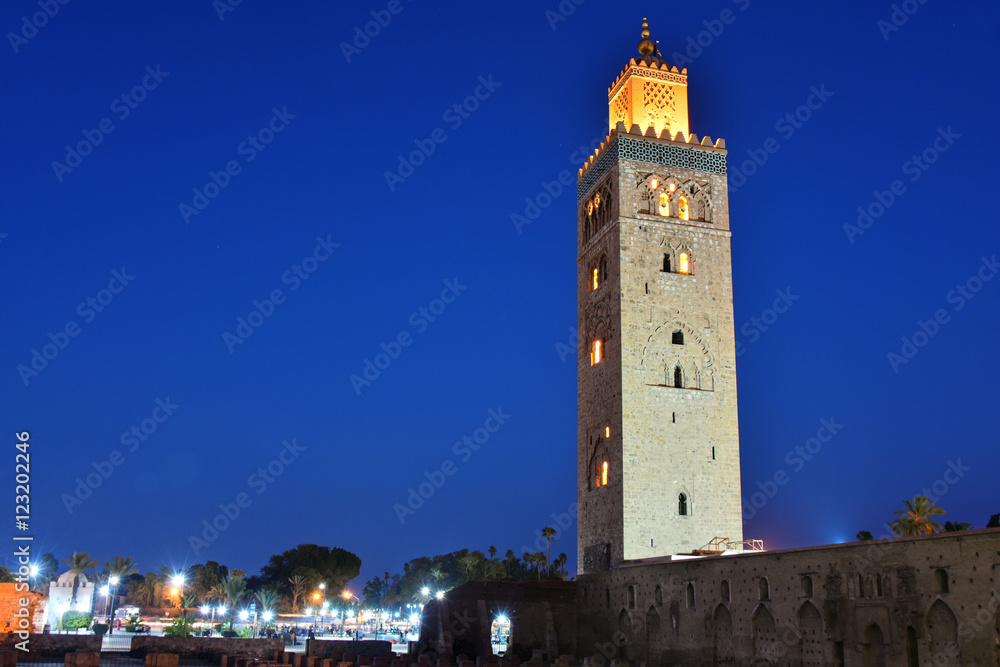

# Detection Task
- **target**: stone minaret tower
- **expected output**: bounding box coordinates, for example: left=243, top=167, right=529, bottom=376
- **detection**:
left=577, top=20, right=742, bottom=573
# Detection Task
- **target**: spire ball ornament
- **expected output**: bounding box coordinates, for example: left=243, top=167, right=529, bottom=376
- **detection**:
left=638, top=17, right=655, bottom=56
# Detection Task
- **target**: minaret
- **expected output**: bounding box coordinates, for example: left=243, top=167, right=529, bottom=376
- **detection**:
left=577, top=19, right=743, bottom=572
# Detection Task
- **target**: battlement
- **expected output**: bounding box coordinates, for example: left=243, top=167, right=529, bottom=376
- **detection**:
left=576, top=122, right=727, bottom=202
left=608, top=57, right=688, bottom=101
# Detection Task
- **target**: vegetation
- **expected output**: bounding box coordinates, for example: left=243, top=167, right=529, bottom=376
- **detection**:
left=61, top=611, right=92, bottom=631
left=361, top=531, right=570, bottom=611
left=988, top=513, right=1000, bottom=528
left=943, top=521, right=972, bottom=532
left=891, top=496, right=946, bottom=536
left=856, top=531, right=874, bottom=541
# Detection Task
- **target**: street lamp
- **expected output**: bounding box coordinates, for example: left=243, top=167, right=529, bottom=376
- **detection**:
left=107, top=576, right=120, bottom=635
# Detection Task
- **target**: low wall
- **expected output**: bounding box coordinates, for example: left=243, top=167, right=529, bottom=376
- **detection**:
left=306, top=639, right=394, bottom=658
left=129, top=636, right=284, bottom=660
left=0, top=633, right=102, bottom=656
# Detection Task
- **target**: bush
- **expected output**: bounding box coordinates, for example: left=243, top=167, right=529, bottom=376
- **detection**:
left=62, top=612, right=92, bottom=630
left=221, top=630, right=238, bottom=638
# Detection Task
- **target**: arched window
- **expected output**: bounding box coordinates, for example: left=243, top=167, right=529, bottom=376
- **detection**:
left=658, top=192, right=669, bottom=216
left=605, top=588, right=610, bottom=608
left=599, top=255, right=608, bottom=282
left=933, top=569, right=949, bottom=594
left=591, top=340, right=603, bottom=366
left=672, top=330, right=684, bottom=345
left=686, top=583, right=696, bottom=609
left=601, top=460, right=608, bottom=487
left=591, top=265, right=599, bottom=291
left=758, top=578, right=770, bottom=601
left=721, top=580, right=730, bottom=602
left=876, top=574, right=883, bottom=597
left=679, top=196, right=689, bottom=220
left=662, top=253, right=671, bottom=272
left=654, top=585, right=663, bottom=607
left=678, top=493, right=688, bottom=516
left=674, top=366, right=683, bottom=388
left=801, top=576, right=813, bottom=598
left=857, top=574, right=865, bottom=599
left=627, top=585, right=636, bottom=609
left=678, top=252, right=690, bottom=274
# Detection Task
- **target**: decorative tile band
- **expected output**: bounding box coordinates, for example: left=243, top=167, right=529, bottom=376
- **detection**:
left=578, top=137, right=728, bottom=202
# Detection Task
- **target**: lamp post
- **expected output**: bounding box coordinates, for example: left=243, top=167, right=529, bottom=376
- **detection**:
left=107, top=576, right=120, bottom=635
left=172, top=574, right=186, bottom=635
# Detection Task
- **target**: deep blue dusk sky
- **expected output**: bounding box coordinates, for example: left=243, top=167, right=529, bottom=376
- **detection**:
left=3, top=0, right=999, bottom=591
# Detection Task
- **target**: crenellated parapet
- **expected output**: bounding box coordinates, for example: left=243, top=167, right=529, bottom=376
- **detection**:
left=608, top=57, right=688, bottom=101
left=577, top=122, right=727, bottom=202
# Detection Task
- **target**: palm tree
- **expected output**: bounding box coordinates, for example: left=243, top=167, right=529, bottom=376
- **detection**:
left=229, top=569, right=247, bottom=580
left=288, top=575, right=307, bottom=611
left=255, top=588, right=280, bottom=613
left=532, top=552, right=546, bottom=579
left=541, top=527, right=557, bottom=575
left=219, top=576, right=247, bottom=629
left=892, top=496, right=946, bottom=536
left=488, top=546, right=497, bottom=561
left=103, top=556, right=137, bottom=631
left=63, top=552, right=99, bottom=604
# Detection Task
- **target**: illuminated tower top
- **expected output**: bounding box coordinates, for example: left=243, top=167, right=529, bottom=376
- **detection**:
left=607, top=19, right=690, bottom=138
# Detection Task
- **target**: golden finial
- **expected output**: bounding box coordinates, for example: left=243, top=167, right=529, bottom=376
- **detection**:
left=638, top=17, right=655, bottom=56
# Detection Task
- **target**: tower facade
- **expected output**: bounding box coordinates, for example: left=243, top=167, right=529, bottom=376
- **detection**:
left=577, top=24, right=742, bottom=573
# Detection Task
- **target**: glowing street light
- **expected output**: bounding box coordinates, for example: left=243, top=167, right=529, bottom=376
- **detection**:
left=421, top=587, right=430, bottom=596
left=435, top=591, right=444, bottom=600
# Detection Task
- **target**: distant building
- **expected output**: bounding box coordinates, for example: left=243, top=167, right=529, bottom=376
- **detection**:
left=43, top=570, right=95, bottom=630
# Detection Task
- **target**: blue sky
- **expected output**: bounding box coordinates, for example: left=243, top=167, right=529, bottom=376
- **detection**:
left=2, top=0, right=998, bottom=589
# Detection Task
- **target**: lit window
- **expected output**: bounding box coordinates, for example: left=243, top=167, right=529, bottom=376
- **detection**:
left=658, top=192, right=669, bottom=217
left=601, top=461, right=608, bottom=486
left=650, top=178, right=658, bottom=190
left=679, top=197, right=689, bottom=220
left=594, top=193, right=601, bottom=209
left=587, top=201, right=594, bottom=216
left=592, top=267, right=599, bottom=291
left=669, top=183, right=676, bottom=193
left=591, top=339, right=603, bottom=365
left=678, top=252, right=689, bottom=274
left=605, top=426, right=610, bottom=438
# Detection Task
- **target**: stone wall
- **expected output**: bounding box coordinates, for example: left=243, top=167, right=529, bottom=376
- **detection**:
left=0, top=633, right=101, bottom=656
left=419, top=530, right=1000, bottom=666
left=578, top=529, right=1000, bottom=666
left=418, top=580, right=577, bottom=660
left=129, top=636, right=284, bottom=660
left=0, top=583, right=45, bottom=634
